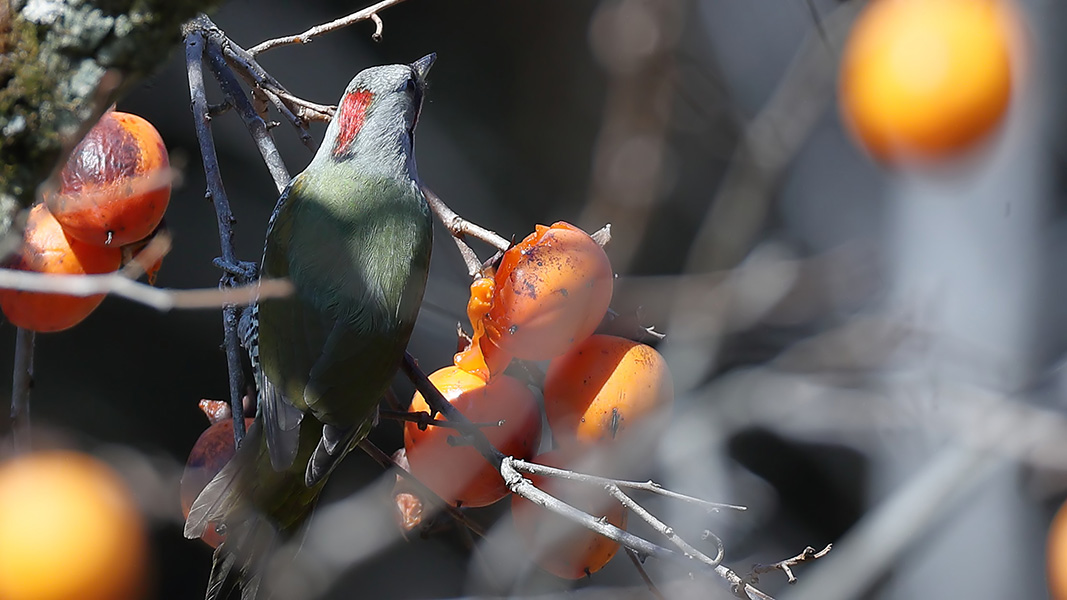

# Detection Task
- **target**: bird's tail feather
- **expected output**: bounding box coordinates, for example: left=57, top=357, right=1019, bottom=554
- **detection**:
left=187, top=423, right=279, bottom=600
left=204, top=515, right=276, bottom=600
left=185, top=422, right=261, bottom=540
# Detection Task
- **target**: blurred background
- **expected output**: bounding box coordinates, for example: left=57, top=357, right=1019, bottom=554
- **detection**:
left=5, top=0, right=1067, bottom=598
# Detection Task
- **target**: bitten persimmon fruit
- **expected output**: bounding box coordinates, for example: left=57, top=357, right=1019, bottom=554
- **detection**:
left=47, top=110, right=171, bottom=246
left=0, top=204, right=122, bottom=332
left=511, top=449, right=627, bottom=579
left=481, top=222, right=612, bottom=366
left=839, top=0, right=1021, bottom=163
left=544, top=335, right=673, bottom=457
left=0, top=451, right=148, bottom=600
left=405, top=366, right=542, bottom=508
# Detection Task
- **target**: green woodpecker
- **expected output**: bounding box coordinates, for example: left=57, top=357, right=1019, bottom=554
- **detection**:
left=185, top=54, right=436, bottom=598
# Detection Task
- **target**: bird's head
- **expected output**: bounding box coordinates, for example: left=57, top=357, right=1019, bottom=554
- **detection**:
left=328, top=53, right=435, bottom=161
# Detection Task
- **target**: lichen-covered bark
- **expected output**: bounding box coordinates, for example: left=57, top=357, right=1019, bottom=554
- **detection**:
left=0, top=0, right=223, bottom=243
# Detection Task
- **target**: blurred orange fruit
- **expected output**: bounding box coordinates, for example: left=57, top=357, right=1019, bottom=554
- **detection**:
left=839, top=0, right=1021, bottom=163
left=405, top=366, right=542, bottom=508
left=0, top=451, right=148, bottom=600
left=47, top=110, right=171, bottom=246
left=511, top=449, right=627, bottom=579
left=1048, top=498, right=1067, bottom=599
left=0, top=204, right=122, bottom=332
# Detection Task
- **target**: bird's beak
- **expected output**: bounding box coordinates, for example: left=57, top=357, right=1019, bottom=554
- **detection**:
left=411, top=53, right=436, bottom=82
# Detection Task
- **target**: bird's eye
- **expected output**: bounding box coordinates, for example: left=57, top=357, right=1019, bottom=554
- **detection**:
left=404, top=78, right=417, bottom=94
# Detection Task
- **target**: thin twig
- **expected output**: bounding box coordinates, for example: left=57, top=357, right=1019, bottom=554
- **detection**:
left=0, top=268, right=292, bottom=311
left=257, top=87, right=313, bottom=147
left=370, top=13, right=385, bottom=42
left=185, top=22, right=250, bottom=447
left=607, top=484, right=723, bottom=569
left=579, top=0, right=681, bottom=272
left=751, top=544, right=832, bottom=585
left=357, top=439, right=487, bottom=538
left=10, top=328, right=34, bottom=452
left=422, top=186, right=511, bottom=252
left=512, top=459, right=746, bottom=513
left=682, top=1, right=858, bottom=273
left=626, top=548, right=667, bottom=600
left=205, top=38, right=290, bottom=193
left=269, top=88, right=335, bottom=122
left=248, top=0, right=413, bottom=55
left=500, top=457, right=675, bottom=562
left=213, top=25, right=315, bottom=146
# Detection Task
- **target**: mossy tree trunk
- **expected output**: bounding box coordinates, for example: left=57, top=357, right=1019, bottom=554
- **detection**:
left=0, top=0, right=223, bottom=248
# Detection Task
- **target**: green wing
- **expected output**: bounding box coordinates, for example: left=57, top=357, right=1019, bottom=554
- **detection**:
left=257, top=171, right=432, bottom=473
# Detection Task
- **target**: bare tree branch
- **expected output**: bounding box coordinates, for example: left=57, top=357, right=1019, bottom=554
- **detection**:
left=248, top=0, right=413, bottom=55
left=512, top=459, right=746, bottom=513
left=185, top=21, right=256, bottom=446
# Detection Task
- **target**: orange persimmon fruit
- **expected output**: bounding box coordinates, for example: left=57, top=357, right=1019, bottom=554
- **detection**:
left=405, top=366, right=542, bottom=508
left=0, top=451, right=148, bottom=600
left=0, top=204, right=122, bottom=332
left=511, top=449, right=627, bottom=579
left=839, top=0, right=1022, bottom=163
left=481, top=222, right=613, bottom=366
left=47, top=110, right=171, bottom=246
left=543, top=335, right=673, bottom=471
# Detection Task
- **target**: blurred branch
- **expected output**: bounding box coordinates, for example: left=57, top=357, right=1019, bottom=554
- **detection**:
left=683, top=1, right=861, bottom=273
left=0, top=0, right=223, bottom=243
left=0, top=267, right=292, bottom=311
left=784, top=447, right=999, bottom=600
left=580, top=0, right=683, bottom=271
left=9, top=328, right=34, bottom=452
left=248, top=0, right=412, bottom=55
